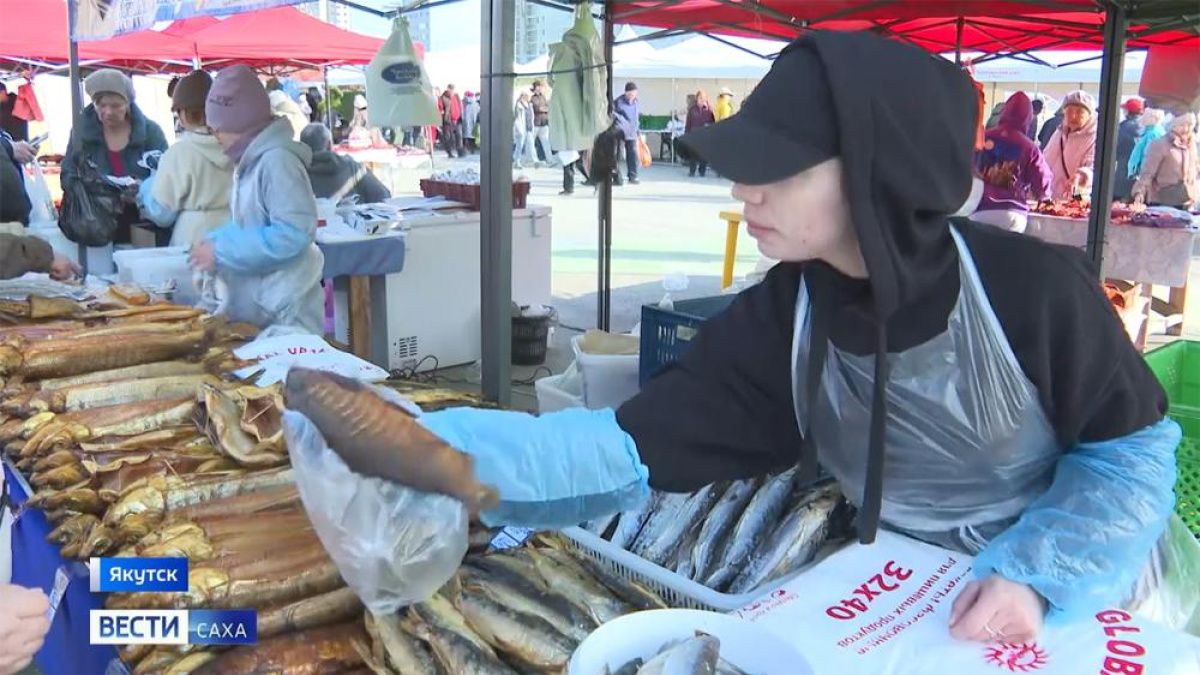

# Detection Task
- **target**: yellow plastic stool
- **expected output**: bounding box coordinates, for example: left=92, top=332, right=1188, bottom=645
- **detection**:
left=719, top=210, right=743, bottom=290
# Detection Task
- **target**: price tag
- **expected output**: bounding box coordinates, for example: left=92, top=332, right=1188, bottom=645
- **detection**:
left=488, top=526, right=534, bottom=551
left=46, top=565, right=70, bottom=622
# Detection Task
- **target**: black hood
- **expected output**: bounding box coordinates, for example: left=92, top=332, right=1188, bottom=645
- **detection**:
left=688, top=31, right=981, bottom=544
left=802, top=31, right=978, bottom=320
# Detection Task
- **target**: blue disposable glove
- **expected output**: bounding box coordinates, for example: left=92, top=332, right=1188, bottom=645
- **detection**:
left=136, top=173, right=180, bottom=229
left=208, top=220, right=311, bottom=276
left=418, top=407, right=650, bottom=530
left=975, top=417, right=1180, bottom=622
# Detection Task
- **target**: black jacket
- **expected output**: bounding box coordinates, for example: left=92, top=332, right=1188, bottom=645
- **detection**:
left=1114, top=114, right=1144, bottom=201
left=617, top=31, right=1165, bottom=543
left=306, top=150, right=391, bottom=204
left=1038, top=112, right=1063, bottom=150
left=0, top=136, right=30, bottom=224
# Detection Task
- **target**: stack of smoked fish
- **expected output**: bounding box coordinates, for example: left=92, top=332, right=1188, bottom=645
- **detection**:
left=2, top=291, right=674, bottom=674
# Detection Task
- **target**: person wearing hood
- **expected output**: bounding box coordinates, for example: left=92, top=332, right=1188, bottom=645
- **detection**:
left=189, top=65, right=324, bottom=334
left=462, top=92, right=480, bottom=154
left=1043, top=90, right=1098, bottom=200
left=62, top=69, right=168, bottom=243
left=715, top=87, right=735, bottom=122
left=330, top=32, right=1185, bottom=644
left=1037, top=106, right=1063, bottom=150
left=685, top=89, right=716, bottom=177
left=1128, top=108, right=1167, bottom=179
left=266, top=79, right=308, bottom=140
left=300, top=123, right=390, bottom=204
left=137, top=70, right=235, bottom=247
left=1133, top=113, right=1199, bottom=209
left=972, top=92, right=1052, bottom=233
left=1113, top=98, right=1145, bottom=201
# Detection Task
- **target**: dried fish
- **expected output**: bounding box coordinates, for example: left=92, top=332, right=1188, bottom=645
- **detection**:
left=609, top=492, right=660, bottom=550
left=704, top=467, right=799, bottom=591
left=634, top=484, right=724, bottom=568
left=456, top=589, right=576, bottom=671
left=257, top=587, right=363, bottom=639
left=524, top=547, right=633, bottom=625
left=191, top=621, right=366, bottom=675
left=638, top=633, right=721, bottom=675
left=461, top=560, right=595, bottom=642
left=285, top=367, right=498, bottom=512
left=363, top=611, right=439, bottom=675
left=689, top=479, right=759, bottom=583
left=0, top=327, right=205, bottom=379
left=727, top=483, right=841, bottom=594
left=403, top=618, right=518, bottom=675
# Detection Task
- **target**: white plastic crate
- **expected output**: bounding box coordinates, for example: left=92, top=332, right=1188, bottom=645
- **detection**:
left=112, top=247, right=195, bottom=304
left=560, top=526, right=773, bottom=611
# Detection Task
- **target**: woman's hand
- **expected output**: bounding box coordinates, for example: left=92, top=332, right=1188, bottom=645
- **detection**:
left=0, top=584, right=51, bottom=675
left=189, top=241, right=217, bottom=272
left=948, top=576, right=1046, bottom=643
left=49, top=254, right=81, bottom=281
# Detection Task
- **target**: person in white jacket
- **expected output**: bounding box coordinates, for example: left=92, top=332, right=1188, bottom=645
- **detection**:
left=138, top=70, right=234, bottom=247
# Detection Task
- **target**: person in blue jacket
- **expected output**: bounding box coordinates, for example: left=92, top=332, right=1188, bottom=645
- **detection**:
left=327, top=32, right=1190, bottom=642
left=613, top=82, right=641, bottom=185
left=188, top=65, right=324, bottom=334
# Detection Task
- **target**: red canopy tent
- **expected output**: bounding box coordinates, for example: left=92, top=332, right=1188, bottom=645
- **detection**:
left=161, top=15, right=220, bottom=38
left=0, top=0, right=196, bottom=71
left=611, top=1, right=1199, bottom=54
left=184, top=6, right=392, bottom=73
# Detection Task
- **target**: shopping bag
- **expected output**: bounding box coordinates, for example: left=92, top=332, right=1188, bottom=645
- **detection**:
left=637, top=134, right=653, bottom=168
left=58, top=154, right=122, bottom=247
left=367, top=17, right=440, bottom=129
left=22, top=161, right=55, bottom=224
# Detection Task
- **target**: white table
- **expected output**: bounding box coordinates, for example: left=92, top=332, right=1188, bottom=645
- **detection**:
left=1025, top=214, right=1199, bottom=346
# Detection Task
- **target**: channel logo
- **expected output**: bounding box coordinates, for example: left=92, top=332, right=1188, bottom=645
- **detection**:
left=90, top=610, right=257, bottom=646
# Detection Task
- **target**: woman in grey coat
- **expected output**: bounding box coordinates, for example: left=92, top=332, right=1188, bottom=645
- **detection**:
left=189, top=65, right=325, bottom=335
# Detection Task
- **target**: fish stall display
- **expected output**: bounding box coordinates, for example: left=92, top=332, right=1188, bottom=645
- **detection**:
left=2, top=286, right=842, bottom=673
left=582, top=472, right=857, bottom=596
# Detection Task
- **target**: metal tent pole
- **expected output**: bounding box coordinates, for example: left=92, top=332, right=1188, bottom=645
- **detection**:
left=323, top=66, right=335, bottom=131
left=480, top=0, right=515, bottom=405
left=1086, top=3, right=1127, bottom=272
left=597, top=1, right=615, bottom=332
left=954, top=16, right=965, bottom=65
left=67, top=0, right=87, bottom=277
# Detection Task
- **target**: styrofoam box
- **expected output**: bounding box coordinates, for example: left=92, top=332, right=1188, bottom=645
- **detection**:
left=571, top=335, right=640, bottom=410
left=112, top=247, right=195, bottom=304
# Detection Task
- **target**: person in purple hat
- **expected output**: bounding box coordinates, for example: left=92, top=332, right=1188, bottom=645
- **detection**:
left=189, top=65, right=324, bottom=334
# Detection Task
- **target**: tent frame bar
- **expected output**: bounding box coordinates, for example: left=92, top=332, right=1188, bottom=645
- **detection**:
left=1085, top=1, right=1126, bottom=270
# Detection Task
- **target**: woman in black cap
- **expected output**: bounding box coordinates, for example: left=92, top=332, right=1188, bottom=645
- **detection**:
left=324, top=31, right=1187, bottom=642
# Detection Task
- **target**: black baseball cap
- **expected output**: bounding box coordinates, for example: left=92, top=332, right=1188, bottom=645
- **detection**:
left=679, top=38, right=839, bottom=185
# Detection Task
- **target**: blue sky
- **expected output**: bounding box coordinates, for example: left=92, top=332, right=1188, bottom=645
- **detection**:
left=350, top=0, right=481, bottom=49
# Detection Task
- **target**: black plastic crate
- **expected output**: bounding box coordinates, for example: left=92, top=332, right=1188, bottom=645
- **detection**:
left=639, top=295, right=737, bottom=384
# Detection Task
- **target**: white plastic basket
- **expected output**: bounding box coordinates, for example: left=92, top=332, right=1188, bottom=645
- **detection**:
left=560, top=526, right=772, bottom=612
left=561, top=525, right=846, bottom=612
left=535, top=363, right=585, bottom=414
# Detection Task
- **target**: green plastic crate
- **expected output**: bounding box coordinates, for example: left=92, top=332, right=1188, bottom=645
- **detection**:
left=1144, top=340, right=1200, bottom=538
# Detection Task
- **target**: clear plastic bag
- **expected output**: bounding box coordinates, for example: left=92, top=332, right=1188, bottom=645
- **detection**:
left=1127, top=515, right=1200, bottom=633
left=282, top=387, right=467, bottom=614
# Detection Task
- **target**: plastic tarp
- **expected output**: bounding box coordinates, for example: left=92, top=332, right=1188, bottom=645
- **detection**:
left=0, top=0, right=196, bottom=66
left=611, top=2, right=1199, bottom=53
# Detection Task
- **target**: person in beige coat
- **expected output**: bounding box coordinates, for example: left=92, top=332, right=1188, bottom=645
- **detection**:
left=1133, top=113, right=1198, bottom=209
left=138, top=71, right=234, bottom=246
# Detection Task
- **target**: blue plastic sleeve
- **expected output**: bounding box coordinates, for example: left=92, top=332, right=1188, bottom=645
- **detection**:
left=974, top=417, right=1180, bottom=622
left=208, top=221, right=312, bottom=275
left=137, top=173, right=179, bottom=229
left=418, top=407, right=651, bottom=530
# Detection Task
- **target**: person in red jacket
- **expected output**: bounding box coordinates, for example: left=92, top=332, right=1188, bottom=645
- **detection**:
left=440, top=85, right=464, bottom=158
